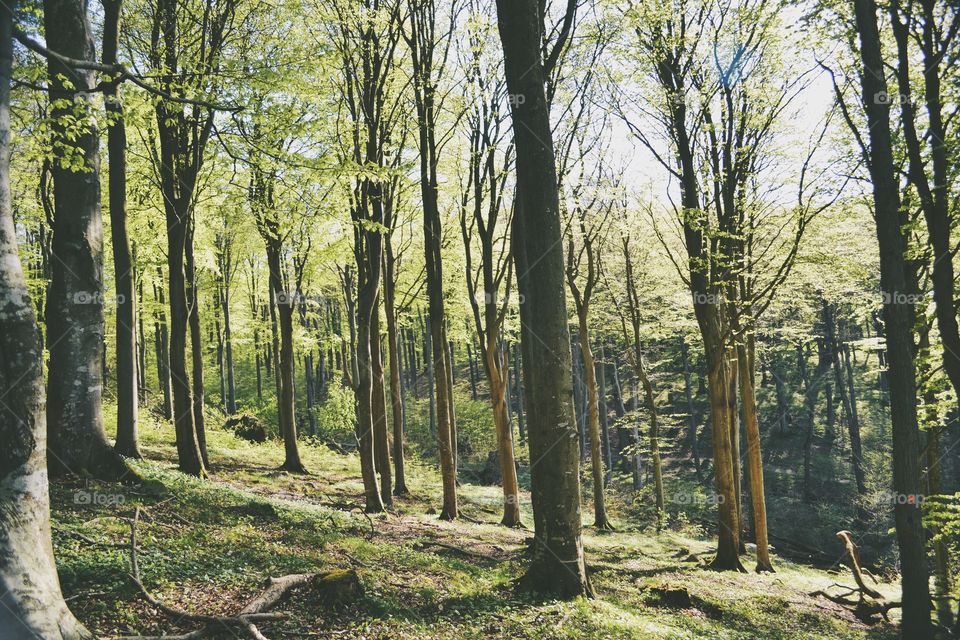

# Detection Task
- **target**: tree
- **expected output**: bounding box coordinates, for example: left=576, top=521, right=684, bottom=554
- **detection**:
left=406, top=0, right=459, bottom=520
left=327, top=0, right=404, bottom=513
left=614, top=224, right=666, bottom=530
left=495, top=0, right=592, bottom=597
left=0, top=5, right=94, bottom=636
left=103, top=0, right=141, bottom=459
left=459, top=0, right=521, bottom=526
left=564, top=159, right=615, bottom=531
left=850, top=0, right=932, bottom=633
left=144, top=0, right=240, bottom=476
left=43, top=0, right=132, bottom=480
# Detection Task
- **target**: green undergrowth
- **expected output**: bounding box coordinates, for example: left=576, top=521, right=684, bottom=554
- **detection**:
left=50, top=413, right=899, bottom=639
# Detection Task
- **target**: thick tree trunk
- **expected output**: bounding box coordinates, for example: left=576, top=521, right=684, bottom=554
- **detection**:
left=852, top=0, right=932, bottom=633
left=703, top=331, right=744, bottom=572
left=166, top=210, right=205, bottom=476
left=496, top=0, right=592, bottom=597
left=513, top=341, right=525, bottom=445
left=355, top=278, right=385, bottom=513
left=0, top=12, right=94, bottom=631
left=103, top=0, right=140, bottom=459
left=44, top=0, right=131, bottom=480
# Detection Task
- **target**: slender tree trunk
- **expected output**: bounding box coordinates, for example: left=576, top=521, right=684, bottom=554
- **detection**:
left=598, top=344, right=613, bottom=473
left=0, top=8, right=94, bottom=631
left=737, top=342, right=773, bottom=572
left=727, top=347, right=743, bottom=552
left=103, top=0, right=140, bottom=459
left=267, top=244, right=306, bottom=473
left=853, top=0, right=932, bottom=632
left=681, top=339, right=703, bottom=482
left=384, top=246, right=408, bottom=495
left=633, top=349, right=664, bottom=530
left=222, top=262, right=236, bottom=415
left=576, top=317, right=610, bottom=530
left=186, top=223, right=209, bottom=468
left=833, top=327, right=866, bottom=495
left=371, top=296, right=393, bottom=504
left=496, top=0, right=592, bottom=596
left=44, top=0, right=131, bottom=480
left=486, top=340, right=522, bottom=526
left=136, top=261, right=147, bottom=405
left=154, top=278, right=172, bottom=419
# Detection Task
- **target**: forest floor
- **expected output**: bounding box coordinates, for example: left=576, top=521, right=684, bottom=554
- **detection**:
left=51, top=416, right=902, bottom=639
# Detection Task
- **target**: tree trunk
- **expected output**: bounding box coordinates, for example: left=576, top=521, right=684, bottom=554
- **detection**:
left=704, top=331, right=744, bottom=571
left=154, top=277, right=172, bottom=419
left=598, top=344, right=613, bottom=473
left=103, top=0, right=140, bottom=459
left=633, top=348, right=664, bottom=531
left=513, top=340, right=525, bottom=445
left=737, top=343, right=773, bottom=572
left=852, top=0, right=932, bottom=632
left=222, top=257, right=236, bottom=415
left=371, top=296, right=393, bottom=505
left=384, top=245, right=408, bottom=495
left=185, top=222, right=209, bottom=468
left=576, top=316, right=610, bottom=530
left=727, top=347, right=743, bottom=552
left=0, top=10, right=94, bottom=631
left=486, top=340, right=522, bottom=527
left=44, top=0, right=131, bottom=480
left=496, top=0, right=592, bottom=597
left=136, top=259, right=147, bottom=405
left=834, top=329, right=866, bottom=495
left=681, top=339, right=703, bottom=482
left=267, top=243, right=306, bottom=473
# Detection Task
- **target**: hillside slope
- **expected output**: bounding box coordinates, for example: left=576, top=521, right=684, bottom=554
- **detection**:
left=51, top=420, right=900, bottom=639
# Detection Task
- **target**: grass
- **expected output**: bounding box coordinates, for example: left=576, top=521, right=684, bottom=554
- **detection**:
left=51, top=411, right=901, bottom=639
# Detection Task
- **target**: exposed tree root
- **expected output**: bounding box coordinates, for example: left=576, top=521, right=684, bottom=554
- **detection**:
left=809, top=530, right=899, bottom=624
left=115, top=508, right=360, bottom=640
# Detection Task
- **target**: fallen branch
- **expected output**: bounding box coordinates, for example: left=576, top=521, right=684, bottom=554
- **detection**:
left=115, top=508, right=359, bottom=640
left=809, top=530, right=899, bottom=624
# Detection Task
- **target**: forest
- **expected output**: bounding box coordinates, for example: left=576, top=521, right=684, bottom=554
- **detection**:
left=0, top=0, right=958, bottom=638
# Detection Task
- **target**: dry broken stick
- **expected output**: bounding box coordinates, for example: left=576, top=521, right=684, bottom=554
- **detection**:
left=115, top=507, right=359, bottom=640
